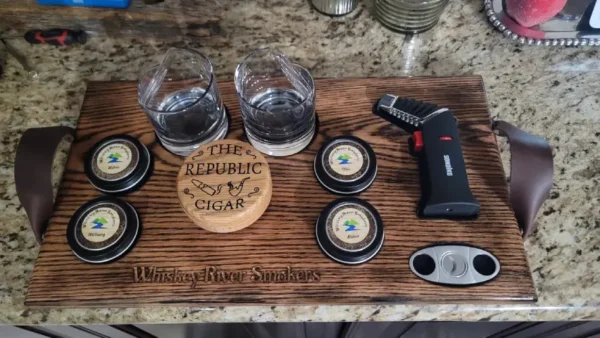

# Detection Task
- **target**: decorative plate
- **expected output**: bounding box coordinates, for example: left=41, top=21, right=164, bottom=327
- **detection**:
left=485, top=0, right=600, bottom=46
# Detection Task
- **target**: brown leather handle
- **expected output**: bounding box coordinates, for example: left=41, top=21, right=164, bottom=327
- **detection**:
left=493, top=121, right=553, bottom=238
left=15, top=126, right=74, bottom=244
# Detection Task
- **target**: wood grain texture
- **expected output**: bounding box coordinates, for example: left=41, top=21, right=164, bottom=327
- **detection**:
left=176, top=139, right=272, bottom=233
left=25, top=77, right=536, bottom=308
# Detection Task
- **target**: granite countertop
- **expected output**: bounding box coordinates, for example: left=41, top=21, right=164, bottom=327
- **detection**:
left=1, top=0, right=599, bottom=325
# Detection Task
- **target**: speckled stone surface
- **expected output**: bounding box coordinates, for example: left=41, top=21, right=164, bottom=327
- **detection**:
left=1, top=0, right=599, bottom=324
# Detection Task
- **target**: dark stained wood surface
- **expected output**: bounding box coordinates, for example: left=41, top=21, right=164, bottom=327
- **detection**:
left=25, top=77, right=536, bottom=308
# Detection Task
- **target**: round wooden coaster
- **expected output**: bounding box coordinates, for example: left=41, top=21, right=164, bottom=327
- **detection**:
left=177, top=140, right=272, bottom=233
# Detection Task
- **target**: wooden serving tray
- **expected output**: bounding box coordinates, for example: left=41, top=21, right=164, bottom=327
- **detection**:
left=26, top=77, right=536, bottom=308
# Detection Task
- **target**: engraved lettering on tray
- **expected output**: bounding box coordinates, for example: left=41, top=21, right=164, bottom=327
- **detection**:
left=132, top=266, right=322, bottom=288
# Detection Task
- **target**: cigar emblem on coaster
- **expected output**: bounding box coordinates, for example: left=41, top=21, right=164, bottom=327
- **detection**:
left=177, top=140, right=272, bottom=233
left=191, top=179, right=223, bottom=196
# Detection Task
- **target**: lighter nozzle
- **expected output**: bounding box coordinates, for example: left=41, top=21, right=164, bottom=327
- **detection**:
left=376, top=94, right=398, bottom=111
left=374, top=94, right=422, bottom=130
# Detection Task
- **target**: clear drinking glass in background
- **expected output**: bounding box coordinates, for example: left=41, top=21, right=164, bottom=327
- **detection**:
left=311, top=0, right=359, bottom=16
left=374, top=0, right=449, bottom=33
left=138, top=48, right=228, bottom=156
left=234, top=48, right=316, bottom=157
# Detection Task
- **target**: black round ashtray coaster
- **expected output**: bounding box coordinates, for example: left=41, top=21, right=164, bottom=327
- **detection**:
left=67, top=196, right=141, bottom=264
left=84, top=134, right=152, bottom=194
left=316, top=197, right=384, bottom=265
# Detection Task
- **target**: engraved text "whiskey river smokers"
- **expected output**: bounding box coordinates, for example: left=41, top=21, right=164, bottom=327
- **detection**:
left=133, top=266, right=321, bottom=288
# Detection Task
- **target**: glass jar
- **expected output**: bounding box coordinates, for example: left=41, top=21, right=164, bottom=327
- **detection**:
left=374, top=0, right=449, bottom=34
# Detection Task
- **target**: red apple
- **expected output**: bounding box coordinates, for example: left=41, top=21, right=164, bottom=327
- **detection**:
left=506, top=0, right=568, bottom=27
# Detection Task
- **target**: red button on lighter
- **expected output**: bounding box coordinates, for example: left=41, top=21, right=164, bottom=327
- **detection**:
left=413, top=131, right=424, bottom=152
left=440, top=136, right=453, bottom=141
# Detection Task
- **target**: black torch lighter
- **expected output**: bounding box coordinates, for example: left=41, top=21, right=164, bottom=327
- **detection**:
left=374, top=94, right=480, bottom=218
